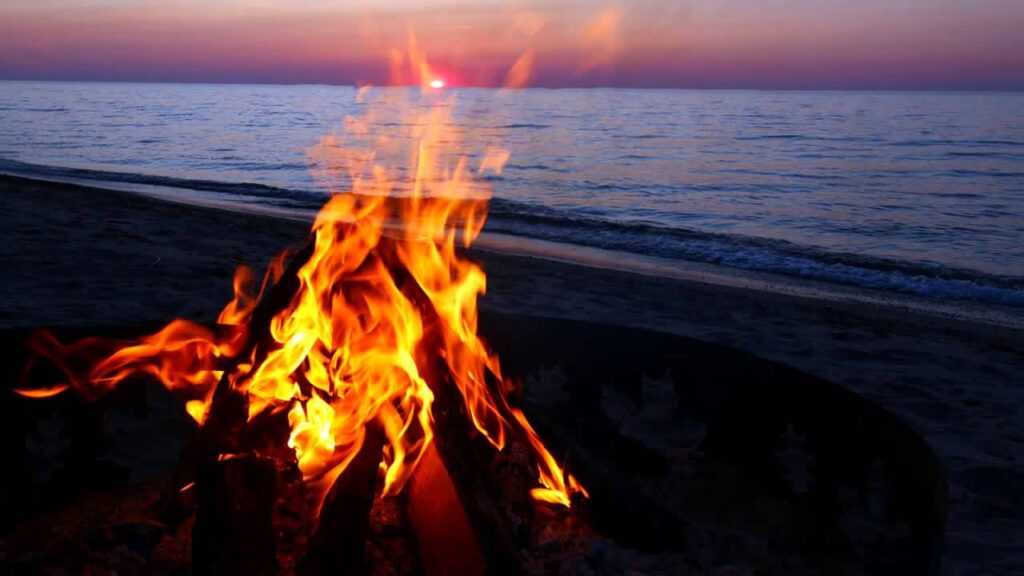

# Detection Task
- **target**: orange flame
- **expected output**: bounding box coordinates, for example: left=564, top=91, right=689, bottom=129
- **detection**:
left=504, top=50, right=535, bottom=89
left=580, top=5, right=623, bottom=72
left=16, top=39, right=585, bottom=510
left=13, top=384, right=68, bottom=398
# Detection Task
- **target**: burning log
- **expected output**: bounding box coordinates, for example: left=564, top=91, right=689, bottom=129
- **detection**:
left=406, top=443, right=488, bottom=576
left=199, top=241, right=315, bottom=448
left=191, top=241, right=316, bottom=573
left=298, top=426, right=386, bottom=576
left=388, top=250, right=535, bottom=575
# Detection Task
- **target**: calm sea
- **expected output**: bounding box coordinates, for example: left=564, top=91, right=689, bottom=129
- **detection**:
left=1, top=81, right=1022, bottom=311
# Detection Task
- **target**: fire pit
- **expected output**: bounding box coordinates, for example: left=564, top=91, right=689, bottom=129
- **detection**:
left=1, top=312, right=946, bottom=575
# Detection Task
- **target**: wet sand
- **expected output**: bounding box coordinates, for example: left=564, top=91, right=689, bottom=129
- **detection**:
left=1, top=174, right=1022, bottom=575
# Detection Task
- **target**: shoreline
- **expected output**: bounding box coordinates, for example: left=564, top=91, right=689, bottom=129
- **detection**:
left=4, top=167, right=1022, bottom=331
left=2, top=174, right=1023, bottom=574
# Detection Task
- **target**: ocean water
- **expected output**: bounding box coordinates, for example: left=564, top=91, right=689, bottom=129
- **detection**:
left=1, top=81, right=1022, bottom=310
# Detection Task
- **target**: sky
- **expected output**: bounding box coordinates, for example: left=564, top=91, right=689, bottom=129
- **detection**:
left=1, top=0, right=1022, bottom=90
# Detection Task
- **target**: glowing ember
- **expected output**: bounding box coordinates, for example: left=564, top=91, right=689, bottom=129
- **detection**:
left=15, top=40, right=585, bottom=511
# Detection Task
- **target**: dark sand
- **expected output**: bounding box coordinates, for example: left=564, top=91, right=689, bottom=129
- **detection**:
left=1, top=175, right=1022, bottom=575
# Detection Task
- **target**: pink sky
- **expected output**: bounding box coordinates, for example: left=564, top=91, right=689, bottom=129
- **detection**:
left=1, top=0, right=1022, bottom=89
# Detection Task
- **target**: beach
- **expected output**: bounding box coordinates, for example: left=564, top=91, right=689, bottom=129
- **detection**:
left=1, top=174, right=1022, bottom=574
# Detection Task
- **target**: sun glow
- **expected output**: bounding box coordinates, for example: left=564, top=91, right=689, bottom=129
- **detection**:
left=429, top=78, right=445, bottom=89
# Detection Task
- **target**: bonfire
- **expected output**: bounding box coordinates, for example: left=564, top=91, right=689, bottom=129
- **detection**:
left=15, top=43, right=586, bottom=574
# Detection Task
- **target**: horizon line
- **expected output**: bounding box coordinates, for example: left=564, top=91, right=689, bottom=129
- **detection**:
left=3, top=77, right=1023, bottom=93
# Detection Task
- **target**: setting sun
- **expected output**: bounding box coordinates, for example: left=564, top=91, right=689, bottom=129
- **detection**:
left=429, top=78, right=445, bottom=89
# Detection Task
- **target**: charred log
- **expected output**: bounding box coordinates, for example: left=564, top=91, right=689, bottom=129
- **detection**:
left=298, top=426, right=386, bottom=576
left=191, top=455, right=278, bottom=575
left=386, top=250, right=522, bottom=575
left=407, top=443, right=488, bottom=576
left=192, top=239, right=315, bottom=573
